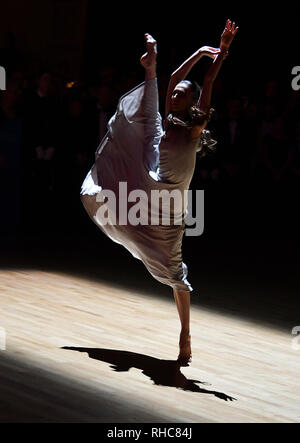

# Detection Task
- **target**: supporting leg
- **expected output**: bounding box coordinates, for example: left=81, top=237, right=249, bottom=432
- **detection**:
left=173, top=288, right=192, bottom=365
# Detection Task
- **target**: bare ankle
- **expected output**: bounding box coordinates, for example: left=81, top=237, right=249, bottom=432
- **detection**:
left=180, top=329, right=190, bottom=336
left=145, top=67, right=156, bottom=81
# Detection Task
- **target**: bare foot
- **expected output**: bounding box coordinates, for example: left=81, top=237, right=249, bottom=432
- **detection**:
left=140, top=33, right=157, bottom=69
left=177, top=331, right=192, bottom=366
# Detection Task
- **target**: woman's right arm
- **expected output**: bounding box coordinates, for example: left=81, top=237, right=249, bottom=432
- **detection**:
left=199, top=19, right=239, bottom=111
left=198, top=49, right=228, bottom=112
left=164, top=46, right=221, bottom=118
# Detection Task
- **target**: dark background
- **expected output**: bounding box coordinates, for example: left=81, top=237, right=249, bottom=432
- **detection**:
left=0, top=0, right=299, bottom=330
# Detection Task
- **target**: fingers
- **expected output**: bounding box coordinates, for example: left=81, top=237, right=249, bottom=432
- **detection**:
left=211, top=49, right=221, bottom=58
left=144, top=33, right=156, bottom=44
left=206, top=46, right=221, bottom=53
left=201, top=46, right=221, bottom=59
left=233, top=25, right=239, bottom=35
left=231, top=22, right=239, bottom=34
left=230, top=21, right=239, bottom=36
left=224, top=19, right=239, bottom=35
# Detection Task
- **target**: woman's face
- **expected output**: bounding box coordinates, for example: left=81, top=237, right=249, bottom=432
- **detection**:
left=171, top=83, right=194, bottom=113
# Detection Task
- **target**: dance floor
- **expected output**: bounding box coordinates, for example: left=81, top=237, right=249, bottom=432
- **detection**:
left=0, top=233, right=299, bottom=422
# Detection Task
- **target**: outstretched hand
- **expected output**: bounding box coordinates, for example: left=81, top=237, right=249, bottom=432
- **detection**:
left=220, top=19, right=239, bottom=51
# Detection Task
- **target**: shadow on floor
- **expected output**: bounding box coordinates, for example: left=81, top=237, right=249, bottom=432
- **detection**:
left=62, top=346, right=236, bottom=402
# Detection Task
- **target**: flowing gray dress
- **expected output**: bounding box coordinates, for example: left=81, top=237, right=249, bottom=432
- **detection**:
left=80, top=78, right=203, bottom=292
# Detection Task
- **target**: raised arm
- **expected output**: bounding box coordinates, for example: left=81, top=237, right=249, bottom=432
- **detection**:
left=199, top=19, right=239, bottom=111
left=165, top=46, right=221, bottom=117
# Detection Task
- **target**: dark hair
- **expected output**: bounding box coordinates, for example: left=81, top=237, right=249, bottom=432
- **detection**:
left=168, top=79, right=217, bottom=157
left=179, top=80, right=202, bottom=103
left=168, top=79, right=217, bottom=159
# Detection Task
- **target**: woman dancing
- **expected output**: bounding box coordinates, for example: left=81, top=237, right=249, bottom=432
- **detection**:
left=80, top=19, right=238, bottom=365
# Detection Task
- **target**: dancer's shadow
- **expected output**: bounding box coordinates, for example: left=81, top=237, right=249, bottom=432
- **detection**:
left=61, top=347, right=236, bottom=402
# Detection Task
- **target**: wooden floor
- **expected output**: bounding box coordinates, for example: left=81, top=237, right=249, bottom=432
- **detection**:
left=0, top=268, right=299, bottom=423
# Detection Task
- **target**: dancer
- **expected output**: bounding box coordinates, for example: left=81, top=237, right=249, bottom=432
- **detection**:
left=80, top=19, right=238, bottom=365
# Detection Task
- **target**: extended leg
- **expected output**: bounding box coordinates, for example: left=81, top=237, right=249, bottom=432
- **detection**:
left=173, top=288, right=192, bottom=364
left=140, top=34, right=163, bottom=173
left=140, top=33, right=157, bottom=81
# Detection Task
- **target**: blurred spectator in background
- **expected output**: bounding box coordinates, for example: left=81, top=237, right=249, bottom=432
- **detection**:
left=261, top=116, right=293, bottom=185
left=254, top=80, right=294, bottom=185
left=20, top=69, right=60, bottom=233
left=216, top=97, right=245, bottom=183
left=290, top=120, right=300, bottom=185
left=0, top=77, right=23, bottom=237
left=0, top=32, right=24, bottom=76
left=95, top=83, right=117, bottom=142
left=85, top=81, right=117, bottom=147
left=55, top=91, right=94, bottom=231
